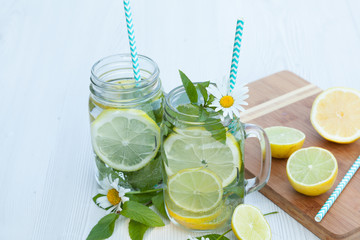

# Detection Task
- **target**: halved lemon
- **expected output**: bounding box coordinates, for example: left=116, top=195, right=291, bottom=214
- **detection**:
left=265, top=126, right=305, bottom=158
left=311, top=87, right=360, bottom=143
left=91, top=109, right=160, bottom=172
left=286, top=147, right=338, bottom=196
left=231, top=204, right=271, bottom=240
left=164, top=127, right=241, bottom=187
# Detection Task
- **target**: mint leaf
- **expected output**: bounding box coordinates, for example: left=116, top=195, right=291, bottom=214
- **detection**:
left=204, top=119, right=226, bottom=144
left=179, top=70, right=198, bottom=104
left=129, top=220, right=149, bottom=240
left=196, top=81, right=210, bottom=105
left=177, top=104, right=200, bottom=116
left=151, top=191, right=168, bottom=218
left=126, top=191, right=159, bottom=205
left=198, top=105, right=210, bottom=121
left=121, top=201, right=165, bottom=227
left=125, top=155, right=162, bottom=191
left=189, top=234, right=230, bottom=240
left=86, top=213, right=119, bottom=240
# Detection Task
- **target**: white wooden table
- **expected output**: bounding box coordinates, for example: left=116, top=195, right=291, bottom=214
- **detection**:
left=1, top=0, right=360, bottom=239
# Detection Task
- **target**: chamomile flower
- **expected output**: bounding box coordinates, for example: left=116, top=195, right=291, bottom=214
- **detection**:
left=96, top=175, right=131, bottom=214
left=207, top=81, right=249, bottom=121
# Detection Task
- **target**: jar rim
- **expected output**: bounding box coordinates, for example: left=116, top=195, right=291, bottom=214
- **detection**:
left=165, top=83, right=225, bottom=125
left=90, top=54, right=160, bottom=89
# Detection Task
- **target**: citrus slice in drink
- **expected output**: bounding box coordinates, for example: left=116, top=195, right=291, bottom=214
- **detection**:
left=286, top=147, right=338, bottom=196
left=167, top=168, right=223, bottom=213
left=91, top=109, right=160, bottom=172
left=164, top=128, right=241, bottom=187
left=231, top=204, right=271, bottom=240
left=310, top=87, right=360, bottom=143
left=264, top=126, right=305, bottom=158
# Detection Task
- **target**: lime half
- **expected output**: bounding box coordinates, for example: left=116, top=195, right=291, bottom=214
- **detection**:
left=265, top=126, right=305, bottom=158
left=168, top=168, right=223, bottom=213
left=286, top=147, right=338, bottom=196
left=164, top=127, right=241, bottom=187
left=91, top=109, right=160, bottom=172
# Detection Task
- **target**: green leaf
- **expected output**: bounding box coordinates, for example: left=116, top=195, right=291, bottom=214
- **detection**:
left=126, top=189, right=161, bottom=204
left=207, top=94, right=215, bottom=105
left=125, top=155, right=162, bottom=191
left=86, top=213, right=119, bottom=240
left=187, top=234, right=230, bottom=240
left=196, top=82, right=210, bottom=104
left=179, top=70, right=198, bottom=104
left=151, top=191, right=168, bottom=218
left=129, top=220, right=149, bottom=240
left=198, top=105, right=210, bottom=121
left=204, top=119, right=226, bottom=144
left=121, top=201, right=165, bottom=227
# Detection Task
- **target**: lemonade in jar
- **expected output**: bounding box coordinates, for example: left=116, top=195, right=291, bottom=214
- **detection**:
left=89, top=54, right=164, bottom=191
left=161, top=72, right=271, bottom=231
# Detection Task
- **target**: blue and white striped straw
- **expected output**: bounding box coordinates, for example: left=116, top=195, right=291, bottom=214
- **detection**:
left=229, top=18, right=244, bottom=92
left=315, top=155, right=360, bottom=222
left=123, top=0, right=141, bottom=81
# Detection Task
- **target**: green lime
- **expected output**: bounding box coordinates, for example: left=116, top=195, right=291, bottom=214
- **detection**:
left=91, top=109, right=160, bottom=172
left=164, top=127, right=241, bottom=187
left=168, top=168, right=223, bottom=213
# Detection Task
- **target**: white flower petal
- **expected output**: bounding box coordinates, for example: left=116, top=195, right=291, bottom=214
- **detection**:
left=106, top=205, right=117, bottom=214
left=98, top=189, right=108, bottom=195
left=207, top=85, right=222, bottom=99
left=233, top=108, right=241, bottom=118
left=96, top=196, right=112, bottom=208
left=121, top=196, right=129, bottom=203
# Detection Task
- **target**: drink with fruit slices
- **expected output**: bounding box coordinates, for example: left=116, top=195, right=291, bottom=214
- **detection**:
left=89, top=54, right=164, bottom=191
left=161, top=84, right=272, bottom=231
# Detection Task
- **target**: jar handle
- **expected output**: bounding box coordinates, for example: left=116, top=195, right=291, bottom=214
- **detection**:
left=243, top=123, right=272, bottom=195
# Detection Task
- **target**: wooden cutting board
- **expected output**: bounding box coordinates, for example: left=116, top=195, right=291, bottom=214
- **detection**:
left=242, top=71, right=360, bottom=240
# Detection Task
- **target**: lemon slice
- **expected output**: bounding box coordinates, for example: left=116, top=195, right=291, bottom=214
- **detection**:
left=265, top=126, right=305, bottom=158
left=91, top=109, right=160, bottom=172
left=164, top=128, right=241, bottom=187
left=165, top=192, right=224, bottom=229
left=168, top=168, right=223, bottom=213
left=231, top=204, right=271, bottom=240
left=311, top=87, right=360, bottom=143
left=286, top=147, right=338, bottom=196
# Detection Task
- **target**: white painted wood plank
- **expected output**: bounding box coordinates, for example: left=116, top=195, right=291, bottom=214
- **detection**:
left=0, top=0, right=359, bottom=239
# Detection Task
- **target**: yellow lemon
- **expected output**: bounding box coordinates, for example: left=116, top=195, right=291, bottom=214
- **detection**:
left=286, top=147, right=338, bottom=196
left=265, top=126, right=305, bottom=158
left=231, top=204, right=271, bottom=240
left=310, top=87, right=360, bottom=143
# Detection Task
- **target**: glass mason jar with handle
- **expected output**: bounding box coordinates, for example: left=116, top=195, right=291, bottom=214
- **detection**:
left=89, top=54, right=164, bottom=191
left=161, top=84, right=271, bottom=231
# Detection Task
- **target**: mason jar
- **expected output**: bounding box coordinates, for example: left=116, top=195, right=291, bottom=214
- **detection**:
left=89, top=54, right=164, bottom=191
left=161, top=83, right=271, bottom=231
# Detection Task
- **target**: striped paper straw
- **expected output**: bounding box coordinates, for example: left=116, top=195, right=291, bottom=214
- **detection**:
left=123, top=0, right=141, bottom=81
left=229, top=18, right=244, bottom=92
left=315, top=155, right=360, bottom=222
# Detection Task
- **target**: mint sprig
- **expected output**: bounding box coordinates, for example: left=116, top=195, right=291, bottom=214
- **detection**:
left=88, top=189, right=166, bottom=240
left=178, top=70, right=226, bottom=143
left=87, top=213, right=119, bottom=240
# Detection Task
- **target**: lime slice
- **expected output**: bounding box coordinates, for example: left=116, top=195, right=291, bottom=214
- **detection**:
left=164, top=127, right=241, bottom=187
left=168, top=168, right=223, bottom=213
left=91, top=109, right=160, bottom=172
left=265, top=126, right=305, bottom=158
left=286, top=147, right=338, bottom=196
left=231, top=204, right=271, bottom=240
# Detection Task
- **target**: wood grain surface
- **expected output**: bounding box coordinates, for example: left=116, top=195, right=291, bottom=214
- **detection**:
left=244, top=71, right=360, bottom=240
left=1, top=0, right=360, bottom=239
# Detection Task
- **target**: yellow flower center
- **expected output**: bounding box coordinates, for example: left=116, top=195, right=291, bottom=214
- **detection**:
left=107, top=188, right=121, bottom=205
left=219, top=95, right=234, bottom=108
